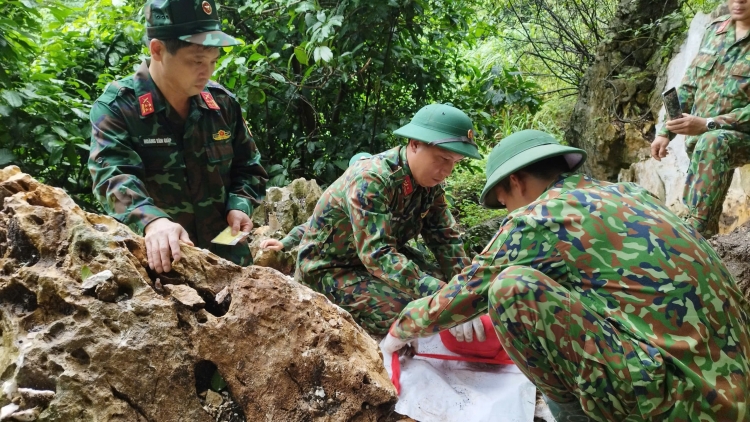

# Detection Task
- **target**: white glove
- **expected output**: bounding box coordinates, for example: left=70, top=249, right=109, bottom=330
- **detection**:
left=381, top=333, right=415, bottom=355
left=449, top=318, right=486, bottom=342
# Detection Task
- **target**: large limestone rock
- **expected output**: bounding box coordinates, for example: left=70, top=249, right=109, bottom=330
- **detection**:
left=619, top=8, right=750, bottom=234
left=250, top=178, right=323, bottom=274
left=251, top=178, right=322, bottom=233
left=0, top=166, right=395, bottom=421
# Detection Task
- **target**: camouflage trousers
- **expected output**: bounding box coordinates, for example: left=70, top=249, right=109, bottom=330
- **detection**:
left=684, top=130, right=750, bottom=237
left=300, top=246, right=444, bottom=335
left=488, top=266, right=674, bottom=421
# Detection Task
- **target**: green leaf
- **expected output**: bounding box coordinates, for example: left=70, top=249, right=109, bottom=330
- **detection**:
left=1, top=91, right=23, bottom=108
left=0, top=149, right=16, bottom=166
left=75, top=89, right=91, bottom=100
left=210, top=370, right=227, bottom=392
left=270, top=72, right=285, bottom=83
left=294, top=46, right=308, bottom=65
left=313, top=46, right=332, bottom=63
left=81, top=265, right=93, bottom=282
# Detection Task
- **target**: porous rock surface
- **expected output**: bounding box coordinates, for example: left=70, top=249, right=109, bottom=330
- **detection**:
left=0, top=166, right=395, bottom=421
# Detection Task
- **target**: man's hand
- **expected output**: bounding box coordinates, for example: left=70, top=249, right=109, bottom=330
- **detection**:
left=227, top=209, right=253, bottom=236
left=651, top=135, right=670, bottom=161
left=665, top=113, right=707, bottom=136
left=260, top=239, right=284, bottom=251
left=144, top=218, right=194, bottom=273
left=449, top=318, right=486, bottom=342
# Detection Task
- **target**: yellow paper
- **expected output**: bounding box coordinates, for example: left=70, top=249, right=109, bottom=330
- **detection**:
left=210, top=226, right=250, bottom=245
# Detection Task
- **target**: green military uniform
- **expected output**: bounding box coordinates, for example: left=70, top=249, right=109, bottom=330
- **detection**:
left=297, top=104, right=481, bottom=334
left=391, top=131, right=750, bottom=421
left=659, top=15, right=750, bottom=237
left=88, top=0, right=267, bottom=265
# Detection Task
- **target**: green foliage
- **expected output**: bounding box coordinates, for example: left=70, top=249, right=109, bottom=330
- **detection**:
left=0, top=0, right=144, bottom=211
left=1, top=0, right=545, bottom=208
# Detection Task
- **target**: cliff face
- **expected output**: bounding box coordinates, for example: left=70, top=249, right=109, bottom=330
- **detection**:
left=565, top=0, right=682, bottom=181
left=0, top=166, right=396, bottom=421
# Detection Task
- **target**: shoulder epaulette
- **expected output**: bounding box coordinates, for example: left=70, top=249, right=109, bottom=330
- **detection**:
left=205, top=80, right=237, bottom=99
left=96, top=77, right=134, bottom=105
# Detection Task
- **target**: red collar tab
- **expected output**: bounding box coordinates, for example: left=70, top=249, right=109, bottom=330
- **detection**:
left=201, top=92, right=220, bottom=110
left=139, top=93, right=155, bottom=116
left=403, top=176, right=414, bottom=195
left=717, top=19, right=731, bottom=34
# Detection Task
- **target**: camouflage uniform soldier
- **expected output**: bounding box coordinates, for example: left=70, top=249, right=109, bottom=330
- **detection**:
left=652, top=3, right=750, bottom=237
left=296, top=104, right=481, bottom=334
left=384, top=130, right=750, bottom=421
left=89, top=0, right=267, bottom=272
left=260, top=153, right=373, bottom=252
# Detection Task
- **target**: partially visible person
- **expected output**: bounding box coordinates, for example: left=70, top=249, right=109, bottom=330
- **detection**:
left=386, top=130, right=750, bottom=421
left=651, top=0, right=750, bottom=237
left=296, top=103, right=482, bottom=335
left=89, top=0, right=267, bottom=272
left=260, top=152, right=373, bottom=252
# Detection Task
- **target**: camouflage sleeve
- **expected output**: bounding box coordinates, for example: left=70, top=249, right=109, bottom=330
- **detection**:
left=88, top=100, right=172, bottom=235
left=281, top=222, right=307, bottom=250
left=420, top=191, right=470, bottom=278
left=390, top=217, right=562, bottom=340
left=226, top=100, right=267, bottom=216
left=347, top=171, right=444, bottom=297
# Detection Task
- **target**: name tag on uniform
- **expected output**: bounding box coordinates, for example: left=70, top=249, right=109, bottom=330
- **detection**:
left=141, top=137, right=174, bottom=146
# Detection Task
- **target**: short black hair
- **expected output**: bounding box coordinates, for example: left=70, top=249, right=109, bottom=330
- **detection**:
left=497, top=155, right=571, bottom=192
left=158, top=39, right=218, bottom=55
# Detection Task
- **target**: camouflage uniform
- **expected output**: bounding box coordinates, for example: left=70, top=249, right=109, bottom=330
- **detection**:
left=88, top=60, right=267, bottom=265
left=297, top=146, right=470, bottom=334
left=391, top=173, right=750, bottom=421
left=658, top=15, right=750, bottom=237
left=280, top=222, right=307, bottom=250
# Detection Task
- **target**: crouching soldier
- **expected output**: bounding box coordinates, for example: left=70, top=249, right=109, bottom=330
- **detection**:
left=296, top=104, right=482, bottom=334
left=384, top=130, right=750, bottom=421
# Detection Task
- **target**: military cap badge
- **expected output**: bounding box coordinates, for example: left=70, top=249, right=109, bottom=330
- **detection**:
left=202, top=1, right=212, bottom=15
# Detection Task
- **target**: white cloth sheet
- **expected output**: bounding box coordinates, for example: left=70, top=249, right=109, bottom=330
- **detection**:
left=381, top=334, right=537, bottom=422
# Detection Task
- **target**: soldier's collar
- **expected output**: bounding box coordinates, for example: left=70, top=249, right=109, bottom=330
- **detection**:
left=396, top=145, right=413, bottom=178
left=134, top=59, right=167, bottom=118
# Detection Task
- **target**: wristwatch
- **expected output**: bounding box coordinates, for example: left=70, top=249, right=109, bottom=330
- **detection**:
left=706, top=118, right=717, bottom=131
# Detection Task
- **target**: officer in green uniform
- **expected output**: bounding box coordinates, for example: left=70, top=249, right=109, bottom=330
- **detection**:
left=652, top=2, right=750, bottom=237
left=296, top=104, right=481, bottom=335
left=384, top=130, right=750, bottom=421
left=88, top=0, right=267, bottom=273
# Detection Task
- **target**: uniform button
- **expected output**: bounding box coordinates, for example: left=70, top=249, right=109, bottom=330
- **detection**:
left=96, top=157, right=104, bottom=164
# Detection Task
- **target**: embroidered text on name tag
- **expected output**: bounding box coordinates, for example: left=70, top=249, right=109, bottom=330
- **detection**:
left=143, top=137, right=173, bottom=145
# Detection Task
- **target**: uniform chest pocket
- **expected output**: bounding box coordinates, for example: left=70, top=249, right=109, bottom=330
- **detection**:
left=205, top=139, right=234, bottom=167
left=136, top=139, right=185, bottom=171
left=731, top=61, right=750, bottom=100
left=695, top=53, right=718, bottom=78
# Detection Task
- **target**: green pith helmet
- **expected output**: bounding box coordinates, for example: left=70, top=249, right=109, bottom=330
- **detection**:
left=145, top=0, right=241, bottom=47
left=393, top=104, right=482, bottom=159
left=348, top=152, right=372, bottom=167
left=479, top=130, right=587, bottom=209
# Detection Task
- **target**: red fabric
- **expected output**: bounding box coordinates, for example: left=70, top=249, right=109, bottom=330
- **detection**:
left=439, top=315, right=504, bottom=360
left=389, top=316, right=515, bottom=395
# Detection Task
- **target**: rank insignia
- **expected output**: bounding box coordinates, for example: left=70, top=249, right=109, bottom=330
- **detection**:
left=139, top=93, right=154, bottom=116
left=213, top=130, right=231, bottom=141
left=403, top=176, right=414, bottom=195
left=201, top=92, right=220, bottom=110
